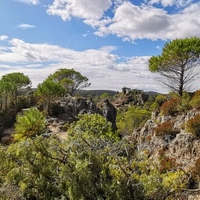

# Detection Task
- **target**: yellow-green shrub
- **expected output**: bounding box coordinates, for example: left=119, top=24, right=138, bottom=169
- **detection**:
left=117, top=106, right=151, bottom=135
left=190, top=90, right=200, bottom=108
left=186, top=114, right=200, bottom=137
left=14, top=108, right=46, bottom=141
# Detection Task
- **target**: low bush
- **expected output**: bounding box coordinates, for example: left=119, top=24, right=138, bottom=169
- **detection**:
left=186, top=114, right=200, bottom=137
left=160, top=97, right=180, bottom=116
left=190, top=157, right=200, bottom=188
left=190, top=90, right=200, bottom=108
left=117, top=106, right=151, bottom=135
left=154, top=121, right=175, bottom=137
left=14, top=108, right=46, bottom=141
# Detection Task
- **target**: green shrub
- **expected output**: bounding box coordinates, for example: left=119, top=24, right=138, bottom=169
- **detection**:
left=117, top=106, right=151, bottom=135
left=190, top=90, right=200, bottom=108
left=14, top=108, right=46, bottom=141
left=68, top=113, right=118, bottom=140
left=154, top=121, right=175, bottom=137
left=17, top=96, right=31, bottom=112
left=155, top=94, right=167, bottom=107
left=160, top=97, right=180, bottom=116
left=177, top=92, right=192, bottom=112
left=186, top=114, right=200, bottom=137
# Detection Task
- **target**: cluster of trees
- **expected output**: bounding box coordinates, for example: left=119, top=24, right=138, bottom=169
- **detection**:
left=35, top=68, right=90, bottom=115
left=0, top=68, right=90, bottom=136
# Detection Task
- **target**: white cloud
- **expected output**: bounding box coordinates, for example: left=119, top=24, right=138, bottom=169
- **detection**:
left=16, top=0, right=39, bottom=5
left=95, top=2, right=200, bottom=41
left=95, top=2, right=171, bottom=40
left=0, top=38, right=166, bottom=93
left=147, top=0, right=192, bottom=7
left=46, top=1, right=200, bottom=41
left=17, top=23, right=36, bottom=29
left=47, top=0, right=112, bottom=21
left=156, top=45, right=161, bottom=49
left=0, top=35, right=9, bottom=41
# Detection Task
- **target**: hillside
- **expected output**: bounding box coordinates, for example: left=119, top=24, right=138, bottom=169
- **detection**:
left=1, top=88, right=200, bottom=199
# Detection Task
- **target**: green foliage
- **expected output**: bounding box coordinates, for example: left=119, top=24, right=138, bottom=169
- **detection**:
left=186, top=114, right=200, bottom=137
left=0, top=73, right=31, bottom=116
left=100, top=92, right=110, bottom=101
left=155, top=94, right=167, bottom=107
left=1, top=72, right=31, bottom=90
left=68, top=113, right=118, bottom=140
left=0, top=80, right=15, bottom=112
left=138, top=166, right=186, bottom=199
left=0, top=137, right=64, bottom=199
left=190, top=90, right=200, bottom=108
left=147, top=94, right=167, bottom=112
left=14, top=108, right=46, bottom=141
left=178, top=92, right=192, bottom=112
left=117, top=106, right=151, bottom=135
left=48, top=68, right=90, bottom=94
left=149, top=37, right=200, bottom=96
left=35, top=79, right=66, bottom=115
left=17, top=96, right=32, bottom=111
left=0, top=134, right=188, bottom=200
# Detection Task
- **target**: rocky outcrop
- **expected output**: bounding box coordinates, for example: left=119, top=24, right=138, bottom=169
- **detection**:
left=49, top=96, right=117, bottom=131
left=133, top=108, right=200, bottom=179
left=102, top=99, right=117, bottom=131
left=49, top=95, right=101, bottom=122
left=122, top=88, right=149, bottom=105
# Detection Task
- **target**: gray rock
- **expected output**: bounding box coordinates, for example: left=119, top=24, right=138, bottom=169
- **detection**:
left=102, top=99, right=117, bottom=131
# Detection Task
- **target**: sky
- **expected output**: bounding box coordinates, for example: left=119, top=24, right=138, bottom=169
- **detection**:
left=0, top=0, right=200, bottom=93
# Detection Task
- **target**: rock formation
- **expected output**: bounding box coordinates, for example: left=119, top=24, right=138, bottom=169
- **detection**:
left=132, top=108, right=200, bottom=195
left=102, top=99, right=117, bottom=131
left=48, top=95, right=117, bottom=131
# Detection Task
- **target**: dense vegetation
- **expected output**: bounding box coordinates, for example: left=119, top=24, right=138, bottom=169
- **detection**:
left=0, top=113, right=188, bottom=200
left=1, top=37, right=200, bottom=199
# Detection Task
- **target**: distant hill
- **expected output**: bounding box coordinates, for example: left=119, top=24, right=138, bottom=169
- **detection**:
left=74, top=89, right=118, bottom=97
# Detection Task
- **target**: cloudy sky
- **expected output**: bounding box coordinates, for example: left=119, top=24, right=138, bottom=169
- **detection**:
left=0, top=0, right=200, bottom=93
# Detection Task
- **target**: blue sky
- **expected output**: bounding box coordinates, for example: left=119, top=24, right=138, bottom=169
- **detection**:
left=0, top=0, right=200, bottom=93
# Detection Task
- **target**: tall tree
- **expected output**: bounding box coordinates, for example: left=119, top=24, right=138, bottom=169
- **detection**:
left=35, top=79, right=66, bottom=115
left=149, top=37, right=200, bottom=96
left=0, top=80, right=15, bottom=112
left=1, top=72, right=32, bottom=111
left=1, top=72, right=31, bottom=91
left=48, top=68, right=90, bottom=95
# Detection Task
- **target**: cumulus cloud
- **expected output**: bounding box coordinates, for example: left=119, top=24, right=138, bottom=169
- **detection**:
left=47, top=0, right=112, bottom=21
left=95, top=2, right=200, bottom=40
left=95, top=2, right=171, bottom=40
left=46, top=1, right=200, bottom=41
left=17, top=23, right=36, bottom=29
left=147, top=0, right=192, bottom=7
left=0, top=38, right=165, bottom=92
left=15, top=0, right=39, bottom=5
left=0, top=35, right=9, bottom=41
